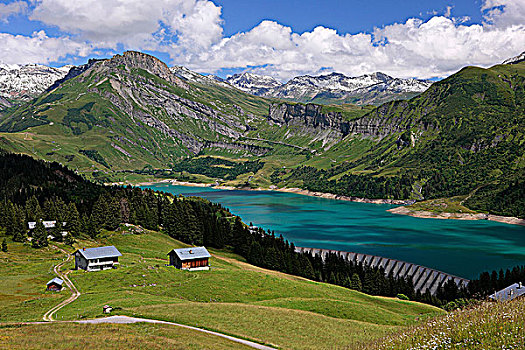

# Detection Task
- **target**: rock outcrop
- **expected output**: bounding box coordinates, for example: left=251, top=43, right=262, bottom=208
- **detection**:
left=267, top=102, right=424, bottom=143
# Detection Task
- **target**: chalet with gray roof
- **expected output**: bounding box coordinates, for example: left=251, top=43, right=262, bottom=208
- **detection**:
left=489, top=282, right=525, bottom=302
left=168, top=247, right=211, bottom=271
left=73, top=246, right=122, bottom=271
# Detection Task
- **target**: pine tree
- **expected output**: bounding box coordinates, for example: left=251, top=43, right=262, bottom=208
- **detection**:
left=329, top=271, right=338, bottom=285
left=4, top=201, right=15, bottom=237
left=64, top=232, right=74, bottom=246
left=1, top=238, right=7, bottom=252
left=91, top=195, right=109, bottom=229
left=350, top=273, right=362, bottom=291
left=106, top=198, right=122, bottom=230
left=65, top=202, right=81, bottom=237
left=86, top=214, right=99, bottom=238
left=25, top=196, right=43, bottom=222
left=0, top=201, right=8, bottom=228
left=31, top=220, right=48, bottom=248
left=12, top=206, right=27, bottom=243
left=51, top=223, right=62, bottom=242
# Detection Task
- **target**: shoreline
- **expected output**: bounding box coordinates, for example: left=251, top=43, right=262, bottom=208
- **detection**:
left=112, top=179, right=525, bottom=227
left=387, top=206, right=525, bottom=227
left=122, top=179, right=409, bottom=205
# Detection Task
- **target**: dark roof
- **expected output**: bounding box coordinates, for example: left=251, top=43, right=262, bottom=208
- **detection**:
left=489, top=282, right=525, bottom=301
left=75, top=246, right=122, bottom=260
left=168, top=246, right=211, bottom=261
left=47, top=277, right=64, bottom=286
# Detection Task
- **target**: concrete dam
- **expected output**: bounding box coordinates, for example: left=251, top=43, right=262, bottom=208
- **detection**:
left=295, top=247, right=470, bottom=295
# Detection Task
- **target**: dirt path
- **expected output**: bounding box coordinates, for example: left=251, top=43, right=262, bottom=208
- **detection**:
left=75, top=316, right=276, bottom=350
left=42, top=246, right=80, bottom=321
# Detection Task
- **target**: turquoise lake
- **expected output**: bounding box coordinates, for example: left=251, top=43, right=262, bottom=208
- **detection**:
left=145, top=184, right=525, bottom=279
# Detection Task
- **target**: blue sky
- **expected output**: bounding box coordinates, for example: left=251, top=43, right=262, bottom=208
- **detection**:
left=0, top=0, right=523, bottom=80
left=215, top=0, right=484, bottom=35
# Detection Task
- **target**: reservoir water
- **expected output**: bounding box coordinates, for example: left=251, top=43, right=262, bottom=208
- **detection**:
left=145, top=184, right=525, bottom=279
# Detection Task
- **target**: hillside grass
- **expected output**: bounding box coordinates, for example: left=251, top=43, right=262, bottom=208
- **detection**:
left=361, top=298, right=525, bottom=350
left=0, top=237, right=68, bottom=322
left=1, top=229, right=443, bottom=349
left=402, top=196, right=478, bottom=214
left=0, top=322, right=252, bottom=350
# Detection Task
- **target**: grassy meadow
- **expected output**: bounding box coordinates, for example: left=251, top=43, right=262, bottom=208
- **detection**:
left=0, top=226, right=443, bottom=349
left=0, top=238, right=68, bottom=322
left=361, top=298, right=525, bottom=350
left=0, top=322, right=252, bottom=350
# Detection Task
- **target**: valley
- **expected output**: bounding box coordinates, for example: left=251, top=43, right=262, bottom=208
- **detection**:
left=1, top=0, right=524, bottom=348
left=0, top=51, right=523, bottom=220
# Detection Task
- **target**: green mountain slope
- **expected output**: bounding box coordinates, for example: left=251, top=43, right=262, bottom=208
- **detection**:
left=270, top=63, right=525, bottom=216
left=0, top=230, right=442, bottom=349
left=0, top=51, right=272, bottom=172
left=0, top=52, right=523, bottom=217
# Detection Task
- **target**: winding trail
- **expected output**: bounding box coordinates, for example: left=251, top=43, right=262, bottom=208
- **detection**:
left=75, top=316, right=276, bottom=350
left=42, top=245, right=276, bottom=350
left=42, top=246, right=80, bottom=321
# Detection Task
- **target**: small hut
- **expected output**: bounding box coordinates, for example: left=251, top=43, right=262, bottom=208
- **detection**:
left=46, top=277, right=64, bottom=291
left=167, top=247, right=211, bottom=271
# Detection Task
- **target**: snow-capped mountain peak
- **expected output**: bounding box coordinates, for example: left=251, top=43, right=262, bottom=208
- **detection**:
left=226, top=72, right=282, bottom=95
left=223, top=69, right=432, bottom=104
left=503, top=51, right=525, bottom=65
left=170, top=66, right=229, bottom=87
left=0, top=63, right=71, bottom=99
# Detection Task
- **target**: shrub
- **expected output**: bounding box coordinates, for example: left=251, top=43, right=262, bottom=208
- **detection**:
left=396, top=293, right=409, bottom=301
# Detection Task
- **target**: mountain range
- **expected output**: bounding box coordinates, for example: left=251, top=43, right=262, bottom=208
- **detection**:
left=226, top=71, right=432, bottom=105
left=0, top=59, right=431, bottom=109
left=0, top=50, right=523, bottom=218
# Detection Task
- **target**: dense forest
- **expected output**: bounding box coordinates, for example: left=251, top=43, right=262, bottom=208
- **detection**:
left=0, top=151, right=522, bottom=308
left=273, top=140, right=525, bottom=217
left=278, top=166, right=416, bottom=200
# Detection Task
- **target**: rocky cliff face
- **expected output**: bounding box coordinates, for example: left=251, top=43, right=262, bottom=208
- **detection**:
left=46, top=51, right=264, bottom=156
left=103, top=51, right=188, bottom=89
left=47, top=58, right=103, bottom=91
left=267, top=102, right=419, bottom=144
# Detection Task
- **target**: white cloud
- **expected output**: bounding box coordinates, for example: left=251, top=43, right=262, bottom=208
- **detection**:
left=0, top=0, right=523, bottom=80
left=482, top=0, right=525, bottom=27
left=0, top=30, right=91, bottom=64
left=0, top=1, right=28, bottom=22
left=167, top=0, right=223, bottom=51
left=30, top=0, right=223, bottom=51
left=179, top=9, right=525, bottom=80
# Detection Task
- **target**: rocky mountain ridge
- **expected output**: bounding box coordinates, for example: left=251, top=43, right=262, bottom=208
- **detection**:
left=226, top=71, right=431, bottom=105
left=0, top=57, right=430, bottom=109
left=0, top=63, right=71, bottom=106
left=226, top=72, right=282, bottom=95
left=503, top=51, right=525, bottom=65
left=171, top=65, right=228, bottom=87
left=0, top=51, right=272, bottom=167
